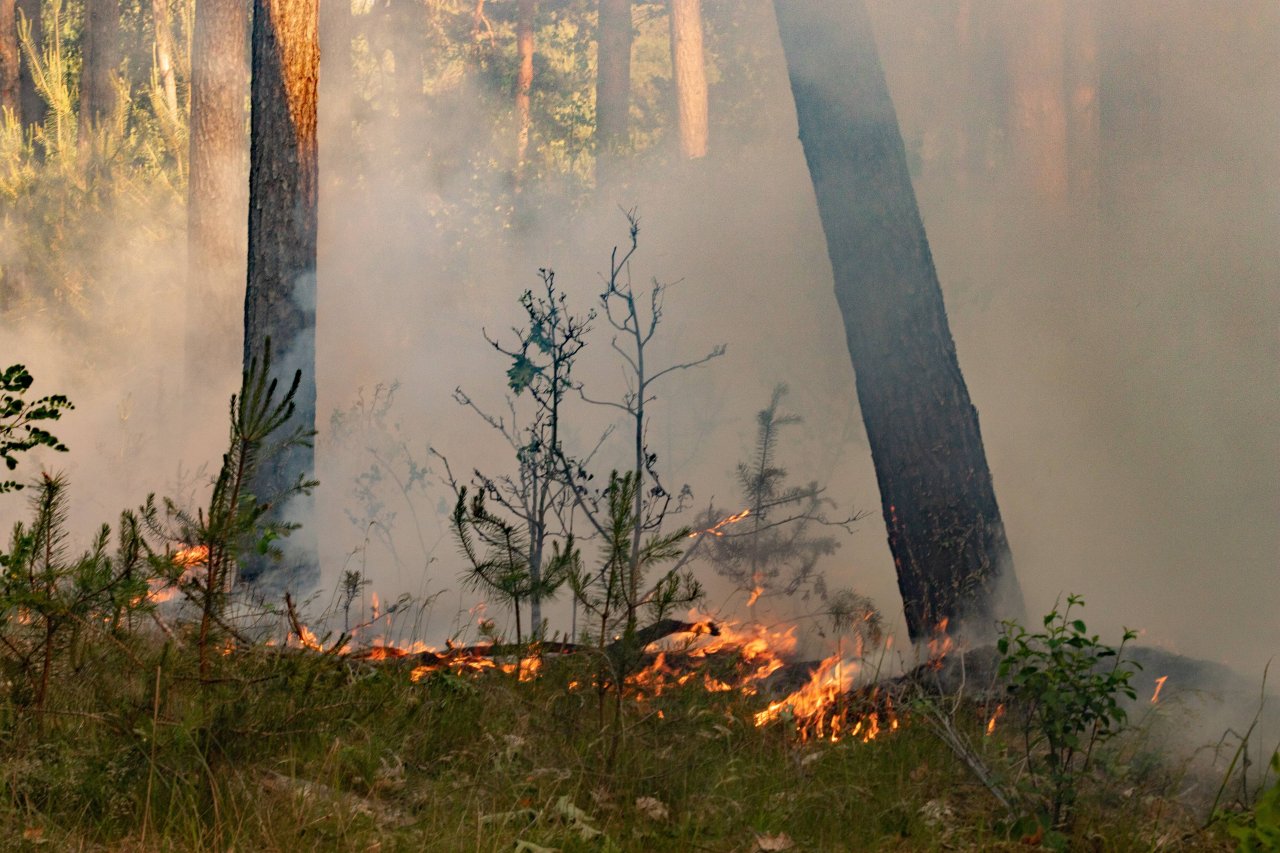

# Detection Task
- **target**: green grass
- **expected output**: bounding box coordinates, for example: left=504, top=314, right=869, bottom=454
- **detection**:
left=0, top=630, right=1235, bottom=852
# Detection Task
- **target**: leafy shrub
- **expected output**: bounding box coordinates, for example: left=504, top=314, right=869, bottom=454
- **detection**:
left=998, top=591, right=1141, bottom=829
left=997, top=594, right=1140, bottom=832
left=1, top=364, right=73, bottom=493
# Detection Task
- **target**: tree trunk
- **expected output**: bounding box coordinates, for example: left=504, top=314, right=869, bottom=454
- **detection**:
left=241, top=0, right=319, bottom=587
left=595, top=0, right=631, bottom=183
left=1099, top=0, right=1161, bottom=226
left=151, top=0, right=179, bottom=116
left=773, top=0, right=1022, bottom=641
left=515, top=0, right=534, bottom=184
left=1065, top=0, right=1100, bottom=217
left=667, top=0, right=707, bottom=159
left=79, top=0, right=120, bottom=134
left=15, top=0, right=42, bottom=129
left=187, top=0, right=249, bottom=398
left=1006, top=0, right=1068, bottom=205
left=0, top=0, right=18, bottom=117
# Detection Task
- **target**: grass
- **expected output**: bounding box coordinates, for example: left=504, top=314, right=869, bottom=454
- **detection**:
left=0, top=625, right=1236, bottom=852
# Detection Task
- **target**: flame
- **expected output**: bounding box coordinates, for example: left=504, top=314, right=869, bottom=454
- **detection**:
left=986, top=703, right=1005, bottom=736
left=371, top=591, right=380, bottom=621
left=746, top=586, right=763, bottom=607
left=1151, top=675, right=1168, bottom=703
left=688, top=508, right=750, bottom=538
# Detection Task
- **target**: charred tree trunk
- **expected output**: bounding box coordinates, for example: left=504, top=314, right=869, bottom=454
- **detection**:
left=151, top=0, right=179, bottom=116
left=773, top=0, right=1021, bottom=641
left=187, top=0, right=249, bottom=398
left=595, top=0, right=630, bottom=184
left=0, top=0, right=18, bottom=117
left=667, top=0, right=707, bottom=159
left=79, top=0, right=120, bottom=135
left=242, top=0, right=319, bottom=587
left=15, top=0, right=42, bottom=129
left=515, top=0, right=534, bottom=184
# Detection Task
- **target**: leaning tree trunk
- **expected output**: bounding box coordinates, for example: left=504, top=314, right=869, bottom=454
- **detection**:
left=667, top=0, right=707, bottom=159
left=595, top=0, right=631, bottom=184
left=773, top=0, right=1022, bottom=641
left=241, top=0, right=319, bottom=588
left=187, top=0, right=249, bottom=400
left=0, top=0, right=18, bottom=117
left=15, top=0, right=42, bottom=129
left=79, top=0, right=120, bottom=135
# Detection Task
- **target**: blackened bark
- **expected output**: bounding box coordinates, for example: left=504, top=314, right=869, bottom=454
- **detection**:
left=242, top=0, right=319, bottom=587
left=15, top=0, right=41, bottom=128
left=595, top=0, right=630, bottom=182
left=79, top=0, right=121, bottom=133
left=1, top=0, right=18, bottom=116
left=773, top=0, right=1021, bottom=640
left=667, top=0, right=707, bottom=159
left=187, top=0, right=249, bottom=395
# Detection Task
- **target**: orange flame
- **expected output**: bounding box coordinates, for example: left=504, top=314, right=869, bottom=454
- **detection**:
left=986, top=703, right=1005, bottom=736
left=1151, top=675, right=1168, bottom=703
left=688, top=508, right=750, bottom=538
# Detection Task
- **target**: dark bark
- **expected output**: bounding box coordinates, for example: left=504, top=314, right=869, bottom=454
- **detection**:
left=0, top=0, right=17, bottom=117
left=15, top=0, right=41, bottom=128
left=667, top=0, right=707, bottom=159
left=515, top=0, right=534, bottom=183
left=595, top=0, right=630, bottom=183
left=187, top=0, right=249, bottom=395
left=79, top=0, right=121, bottom=134
left=773, top=0, right=1022, bottom=641
left=242, top=0, right=319, bottom=587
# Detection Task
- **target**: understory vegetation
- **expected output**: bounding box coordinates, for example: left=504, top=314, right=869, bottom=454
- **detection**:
left=0, top=359, right=1271, bottom=851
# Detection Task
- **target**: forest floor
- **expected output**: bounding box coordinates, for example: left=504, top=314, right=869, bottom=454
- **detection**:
left=0, top=635, right=1250, bottom=852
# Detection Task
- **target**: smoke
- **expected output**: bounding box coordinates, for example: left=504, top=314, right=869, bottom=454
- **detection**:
left=1, top=2, right=1276, bottom=698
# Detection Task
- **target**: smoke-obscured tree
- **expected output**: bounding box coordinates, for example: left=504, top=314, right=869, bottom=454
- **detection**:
left=14, top=0, right=41, bottom=127
left=187, top=0, right=249, bottom=395
left=697, top=384, right=862, bottom=608
left=149, top=0, right=178, bottom=117
left=0, top=0, right=17, bottom=116
left=1006, top=0, right=1068, bottom=205
left=667, top=0, right=707, bottom=159
left=78, top=0, right=120, bottom=134
left=595, top=0, right=631, bottom=182
left=1065, top=0, right=1101, bottom=219
left=240, top=0, right=319, bottom=587
left=515, top=0, right=534, bottom=184
left=773, top=0, right=1022, bottom=640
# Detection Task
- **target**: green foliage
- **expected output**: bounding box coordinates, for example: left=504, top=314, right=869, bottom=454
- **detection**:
left=997, top=594, right=1140, bottom=832
left=0, top=364, right=73, bottom=494
left=151, top=339, right=316, bottom=674
left=451, top=485, right=575, bottom=642
left=0, top=472, right=161, bottom=710
left=1223, top=751, right=1280, bottom=851
left=2, top=0, right=187, bottom=343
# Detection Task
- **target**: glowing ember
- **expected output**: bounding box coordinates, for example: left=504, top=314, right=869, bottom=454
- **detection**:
left=1151, top=675, right=1168, bottom=703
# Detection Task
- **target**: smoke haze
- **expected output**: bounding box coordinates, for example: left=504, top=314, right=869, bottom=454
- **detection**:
left=2, top=1, right=1276, bottom=685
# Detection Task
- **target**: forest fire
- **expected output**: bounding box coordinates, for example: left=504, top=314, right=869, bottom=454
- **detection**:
left=144, top=544, right=210, bottom=604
